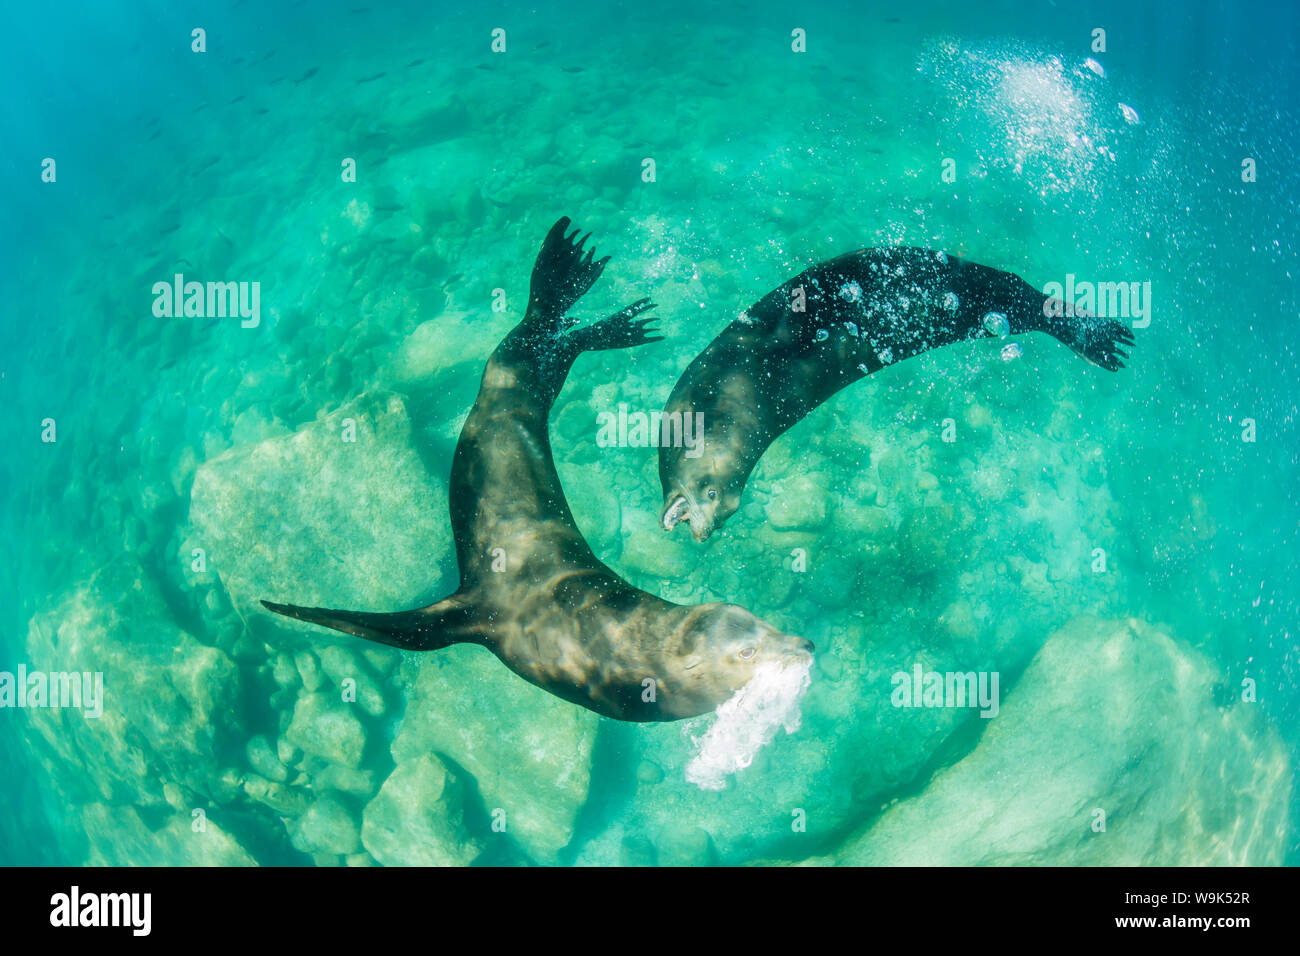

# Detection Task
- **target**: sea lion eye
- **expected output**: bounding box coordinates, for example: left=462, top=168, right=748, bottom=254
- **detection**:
left=707, top=488, right=718, bottom=500
left=739, top=647, right=755, bottom=660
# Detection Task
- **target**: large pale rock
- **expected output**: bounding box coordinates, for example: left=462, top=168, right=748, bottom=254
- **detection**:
left=826, top=617, right=1291, bottom=865
left=81, top=804, right=258, bottom=867
left=286, top=692, right=367, bottom=769
left=392, top=646, right=597, bottom=864
left=361, top=754, right=481, bottom=866
left=288, top=795, right=362, bottom=856
left=187, top=391, right=452, bottom=618
left=23, top=557, right=245, bottom=812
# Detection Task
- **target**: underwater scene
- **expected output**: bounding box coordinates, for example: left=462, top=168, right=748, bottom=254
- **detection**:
left=1, top=0, right=1297, bottom=868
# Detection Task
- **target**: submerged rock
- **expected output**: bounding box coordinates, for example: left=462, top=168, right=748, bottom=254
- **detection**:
left=286, top=692, right=367, bottom=769
left=80, top=803, right=257, bottom=867
left=361, top=754, right=481, bottom=866
left=23, top=558, right=245, bottom=817
left=392, top=645, right=597, bottom=864
left=289, top=795, right=362, bottom=857
left=187, top=391, right=452, bottom=619
left=826, top=617, right=1292, bottom=865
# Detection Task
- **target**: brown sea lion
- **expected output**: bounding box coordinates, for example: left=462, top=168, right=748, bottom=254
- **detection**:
left=263, top=217, right=814, bottom=721
left=659, top=246, right=1135, bottom=540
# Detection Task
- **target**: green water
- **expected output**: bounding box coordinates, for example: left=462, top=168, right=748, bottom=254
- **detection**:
left=1, top=0, right=1296, bottom=866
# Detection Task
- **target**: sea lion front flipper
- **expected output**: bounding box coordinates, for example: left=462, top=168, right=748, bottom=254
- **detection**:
left=524, top=215, right=612, bottom=330
left=566, top=298, right=662, bottom=352
left=260, top=594, right=479, bottom=651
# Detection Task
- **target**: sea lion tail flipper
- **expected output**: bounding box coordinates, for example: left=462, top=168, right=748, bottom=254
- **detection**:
left=567, top=298, right=662, bottom=352
left=260, top=595, right=476, bottom=651
left=1038, top=300, right=1136, bottom=371
left=524, top=216, right=611, bottom=328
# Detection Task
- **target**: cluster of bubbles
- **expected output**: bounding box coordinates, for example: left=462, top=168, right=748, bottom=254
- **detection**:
left=684, top=659, right=813, bottom=791
left=918, top=38, right=1143, bottom=197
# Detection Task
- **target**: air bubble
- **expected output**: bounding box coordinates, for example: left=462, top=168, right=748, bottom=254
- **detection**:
left=1001, top=343, right=1023, bottom=361
left=943, top=292, right=959, bottom=311
left=982, top=312, right=1010, bottom=338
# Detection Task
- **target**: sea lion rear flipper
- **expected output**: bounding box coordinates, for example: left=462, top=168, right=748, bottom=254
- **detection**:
left=260, top=595, right=477, bottom=651
left=1038, top=303, right=1135, bottom=371
left=524, top=215, right=612, bottom=329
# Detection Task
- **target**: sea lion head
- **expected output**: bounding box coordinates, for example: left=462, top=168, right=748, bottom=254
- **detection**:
left=663, top=603, right=815, bottom=718
left=659, top=469, right=743, bottom=542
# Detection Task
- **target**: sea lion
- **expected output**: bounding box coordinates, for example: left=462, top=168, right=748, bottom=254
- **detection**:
left=659, top=246, right=1136, bottom=540
left=263, top=217, right=814, bottom=721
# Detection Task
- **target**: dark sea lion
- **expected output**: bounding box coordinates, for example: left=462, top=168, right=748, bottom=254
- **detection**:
left=659, top=246, right=1135, bottom=541
left=263, top=218, right=814, bottom=721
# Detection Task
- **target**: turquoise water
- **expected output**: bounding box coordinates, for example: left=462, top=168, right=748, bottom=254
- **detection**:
left=1, top=0, right=1296, bottom=865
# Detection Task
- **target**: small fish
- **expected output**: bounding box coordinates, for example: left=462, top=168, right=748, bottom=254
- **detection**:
left=216, top=227, right=235, bottom=246
left=357, top=72, right=386, bottom=84
left=294, top=67, right=319, bottom=83
left=561, top=66, right=585, bottom=73
left=256, top=108, right=270, bottom=114
left=175, top=258, right=195, bottom=269
left=230, top=95, right=246, bottom=104
left=196, top=156, right=219, bottom=171
left=270, top=76, right=286, bottom=85
left=147, top=129, right=163, bottom=141
left=406, top=58, right=425, bottom=68
left=373, top=203, right=404, bottom=211
left=534, top=40, right=552, bottom=49
left=476, top=63, right=491, bottom=70
left=446, top=272, right=464, bottom=284
left=159, top=223, right=181, bottom=235
left=231, top=56, right=245, bottom=65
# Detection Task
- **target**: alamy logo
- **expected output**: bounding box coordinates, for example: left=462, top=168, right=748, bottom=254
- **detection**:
left=152, top=273, right=261, bottom=328
left=891, top=663, right=1000, bottom=718
left=596, top=404, right=705, bottom=458
left=1041, top=275, right=1151, bottom=328
left=50, top=886, right=151, bottom=936
left=0, top=665, right=103, bottom=718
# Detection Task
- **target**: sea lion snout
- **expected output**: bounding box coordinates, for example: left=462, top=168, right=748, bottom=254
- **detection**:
left=661, top=490, right=713, bottom=541
left=661, top=483, right=738, bottom=541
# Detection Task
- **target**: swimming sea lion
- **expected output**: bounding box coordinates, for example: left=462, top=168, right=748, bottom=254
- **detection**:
left=263, top=217, right=814, bottom=721
left=659, top=246, right=1135, bottom=540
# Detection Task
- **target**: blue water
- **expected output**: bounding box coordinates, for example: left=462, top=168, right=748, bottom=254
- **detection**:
left=1, top=0, right=1296, bottom=866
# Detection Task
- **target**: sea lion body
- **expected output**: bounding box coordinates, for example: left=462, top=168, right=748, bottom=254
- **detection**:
left=660, top=246, right=1135, bottom=540
left=265, top=218, right=812, bottom=721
